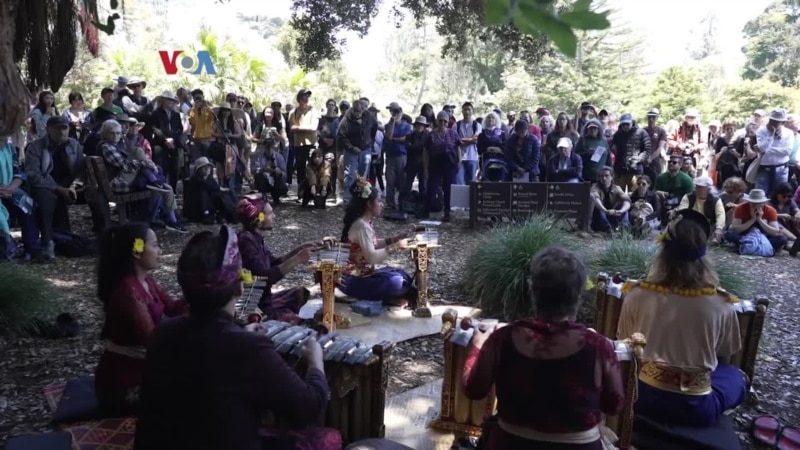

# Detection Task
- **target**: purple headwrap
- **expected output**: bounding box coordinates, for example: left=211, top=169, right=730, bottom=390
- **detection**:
left=177, top=225, right=242, bottom=299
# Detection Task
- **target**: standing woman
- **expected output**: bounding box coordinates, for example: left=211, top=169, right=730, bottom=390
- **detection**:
left=422, top=111, right=460, bottom=222
left=543, top=112, right=580, bottom=180
left=339, top=178, right=417, bottom=305
left=211, top=102, right=243, bottom=190
left=713, top=120, right=742, bottom=189
left=62, top=92, right=92, bottom=142
left=94, top=223, right=188, bottom=415
left=504, top=120, right=541, bottom=182
left=30, top=91, right=58, bottom=140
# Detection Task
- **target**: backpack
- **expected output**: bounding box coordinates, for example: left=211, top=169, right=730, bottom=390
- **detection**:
left=458, top=120, right=479, bottom=136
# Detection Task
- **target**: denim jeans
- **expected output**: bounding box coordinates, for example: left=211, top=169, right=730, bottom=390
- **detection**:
left=343, top=148, right=372, bottom=203
left=456, top=160, right=478, bottom=185
left=755, top=164, right=788, bottom=195
left=384, top=154, right=406, bottom=207
left=591, top=209, right=630, bottom=232
left=2, top=198, right=40, bottom=256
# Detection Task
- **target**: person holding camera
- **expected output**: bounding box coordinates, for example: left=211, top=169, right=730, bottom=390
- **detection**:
left=251, top=111, right=289, bottom=205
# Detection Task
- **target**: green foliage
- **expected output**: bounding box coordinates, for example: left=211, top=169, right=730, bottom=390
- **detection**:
left=633, top=67, right=710, bottom=122
left=0, top=264, right=60, bottom=336
left=493, top=9, right=645, bottom=115
left=491, top=0, right=611, bottom=58
left=589, top=234, right=657, bottom=280
left=711, top=79, right=800, bottom=123
left=287, top=0, right=610, bottom=72
left=588, top=236, right=750, bottom=299
left=462, top=215, right=579, bottom=320
left=742, top=0, right=800, bottom=88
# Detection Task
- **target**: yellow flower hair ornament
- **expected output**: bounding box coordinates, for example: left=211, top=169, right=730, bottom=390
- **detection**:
left=655, top=231, right=668, bottom=244
left=257, top=212, right=266, bottom=223
left=240, top=269, right=254, bottom=284
left=132, top=238, right=145, bottom=254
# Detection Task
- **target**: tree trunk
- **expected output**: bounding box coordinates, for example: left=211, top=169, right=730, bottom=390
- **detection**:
left=0, top=0, right=33, bottom=137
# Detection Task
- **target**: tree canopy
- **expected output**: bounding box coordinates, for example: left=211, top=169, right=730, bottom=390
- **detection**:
left=742, top=0, right=800, bottom=87
left=288, top=0, right=610, bottom=71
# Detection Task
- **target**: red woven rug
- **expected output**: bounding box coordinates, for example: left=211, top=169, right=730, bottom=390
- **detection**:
left=43, top=382, right=136, bottom=450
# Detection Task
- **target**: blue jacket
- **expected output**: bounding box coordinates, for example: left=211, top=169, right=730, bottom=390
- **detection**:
left=546, top=152, right=584, bottom=182
left=504, top=132, right=541, bottom=176
left=384, top=121, right=412, bottom=156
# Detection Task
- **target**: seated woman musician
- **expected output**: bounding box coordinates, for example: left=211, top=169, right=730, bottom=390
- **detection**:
left=235, top=194, right=333, bottom=322
left=463, top=247, right=625, bottom=450
left=134, top=226, right=340, bottom=450
left=618, top=209, right=746, bottom=427
left=339, top=178, right=417, bottom=306
left=94, top=223, right=188, bottom=415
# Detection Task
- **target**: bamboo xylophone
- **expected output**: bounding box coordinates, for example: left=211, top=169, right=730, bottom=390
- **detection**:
left=595, top=272, right=769, bottom=390
left=260, top=320, right=393, bottom=444
left=428, top=308, right=645, bottom=449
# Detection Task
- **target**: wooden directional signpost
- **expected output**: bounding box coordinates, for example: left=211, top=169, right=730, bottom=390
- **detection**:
left=469, top=182, right=591, bottom=227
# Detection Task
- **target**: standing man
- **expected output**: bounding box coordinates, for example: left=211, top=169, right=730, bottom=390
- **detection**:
left=643, top=108, right=668, bottom=182
left=383, top=102, right=412, bottom=209
left=288, top=89, right=318, bottom=196
left=754, top=108, right=794, bottom=195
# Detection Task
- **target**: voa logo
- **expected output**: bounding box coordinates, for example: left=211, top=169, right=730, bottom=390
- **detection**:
left=158, top=50, right=217, bottom=75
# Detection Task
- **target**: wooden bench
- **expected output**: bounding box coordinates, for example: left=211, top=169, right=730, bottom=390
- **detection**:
left=594, top=272, right=768, bottom=390
left=85, top=156, right=153, bottom=224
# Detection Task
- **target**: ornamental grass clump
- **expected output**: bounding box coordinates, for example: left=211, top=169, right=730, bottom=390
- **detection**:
left=462, top=215, right=580, bottom=320
left=0, top=263, right=60, bottom=335
left=590, top=234, right=750, bottom=299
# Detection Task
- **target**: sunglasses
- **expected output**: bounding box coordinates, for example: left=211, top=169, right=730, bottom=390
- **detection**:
left=669, top=161, right=681, bottom=165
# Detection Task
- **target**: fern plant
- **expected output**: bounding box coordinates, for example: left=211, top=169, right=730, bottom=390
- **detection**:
left=0, top=263, right=60, bottom=335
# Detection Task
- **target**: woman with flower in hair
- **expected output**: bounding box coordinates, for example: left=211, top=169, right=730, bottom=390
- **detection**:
left=236, top=194, right=334, bottom=322
left=618, top=209, right=746, bottom=427
left=94, top=222, right=188, bottom=415
left=135, top=226, right=341, bottom=450
left=339, top=178, right=417, bottom=305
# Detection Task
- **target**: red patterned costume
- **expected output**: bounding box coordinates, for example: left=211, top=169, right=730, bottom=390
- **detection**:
left=94, top=274, right=187, bottom=414
left=462, top=319, right=625, bottom=449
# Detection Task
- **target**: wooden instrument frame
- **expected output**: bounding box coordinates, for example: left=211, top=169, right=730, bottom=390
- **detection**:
left=429, top=308, right=645, bottom=449
left=264, top=323, right=394, bottom=444
left=594, top=272, right=769, bottom=390
left=429, top=308, right=493, bottom=436
left=317, top=260, right=344, bottom=331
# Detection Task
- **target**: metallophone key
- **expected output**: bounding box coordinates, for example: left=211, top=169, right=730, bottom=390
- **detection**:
left=344, top=345, right=373, bottom=365
left=277, top=329, right=314, bottom=354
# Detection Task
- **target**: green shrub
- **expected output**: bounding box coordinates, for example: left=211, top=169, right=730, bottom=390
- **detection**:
left=589, top=235, right=751, bottom=299
left=462, top=215, right=579, bottom=320
left=0, top=263, right=60, bottom=335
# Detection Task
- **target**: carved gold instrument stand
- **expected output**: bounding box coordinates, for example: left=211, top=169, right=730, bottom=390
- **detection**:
left=411, top=242, right=438, bottom=318
left=312, top=246, right=352, bottom=331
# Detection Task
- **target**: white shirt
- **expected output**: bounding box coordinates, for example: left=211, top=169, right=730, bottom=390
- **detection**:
left=756, top=125, right=794, bottom=166
left=457, top=119, right=482, bottom=162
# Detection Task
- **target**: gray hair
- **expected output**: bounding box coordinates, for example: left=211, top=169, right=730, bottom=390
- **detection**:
left=100, top=119, right=122, bottom=138
left=529, top=246, right=587, bottom=319
left=483, top=112, right=501, bottom=130
left=540, top=115, right=554, bottom=127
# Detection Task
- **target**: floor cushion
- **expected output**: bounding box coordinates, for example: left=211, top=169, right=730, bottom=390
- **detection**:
left=5, top=432, right=72, bottom=450
left=345, top=438, right=416, bottom=450
left=51, top=375, right=104, bottom=425
left=632, top=414, right=741, bottom=450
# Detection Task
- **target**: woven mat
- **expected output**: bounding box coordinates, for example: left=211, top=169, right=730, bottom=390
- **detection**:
left=43, top=381, right=136, bottom=450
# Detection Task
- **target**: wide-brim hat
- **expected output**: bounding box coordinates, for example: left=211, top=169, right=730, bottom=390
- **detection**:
left=768, top=108, right=788, bottom=122
left=155, top=91, right=179, bottom=103
left=115, top=113, right=138, bottom=124
left=745, top=189, right=769, bottom=203
left=194, top=156, right=214, bottom=169
left=646, top=108, right=660, bottom=116
left=413, top=115, right=428, bottom=126
left=126, top=77, right=147, bottom=88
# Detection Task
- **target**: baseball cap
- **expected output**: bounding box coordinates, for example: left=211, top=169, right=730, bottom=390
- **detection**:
left=386, top=102, right=402, bottom=111
left=619, top=113, right=633, bottom=125
left=557, top=137, right=573, bottom=148
left=46, top=116, right=69, bottom=128
left=693, top=176, right=713, bottom=188
left=646, top=108, right=660, bottom=116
